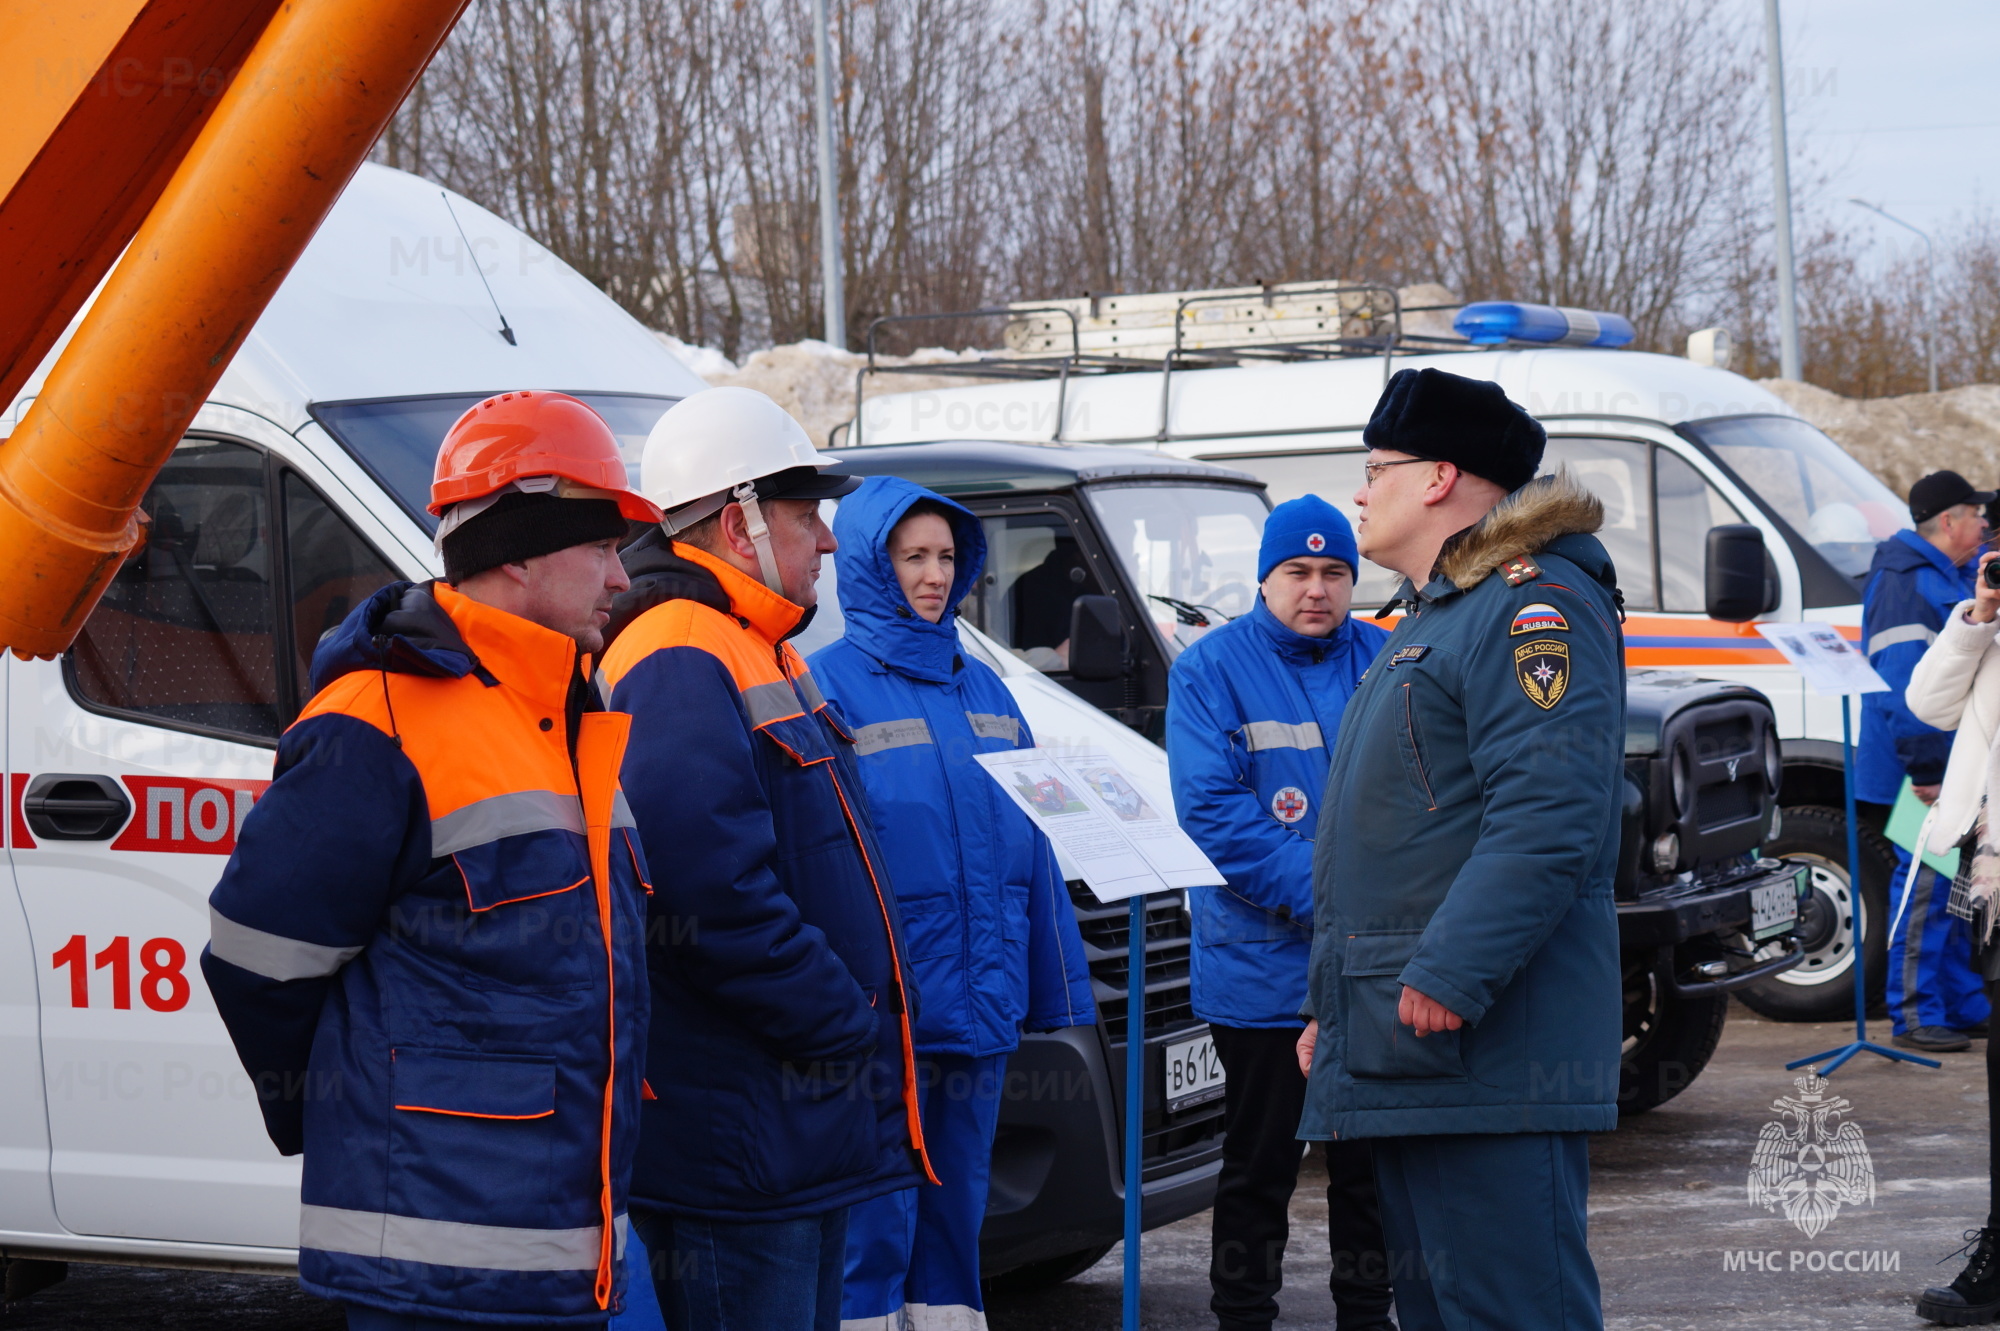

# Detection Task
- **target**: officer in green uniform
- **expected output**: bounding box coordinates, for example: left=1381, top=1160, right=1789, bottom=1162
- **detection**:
left=1295, top=367, right=1623, bottom=1331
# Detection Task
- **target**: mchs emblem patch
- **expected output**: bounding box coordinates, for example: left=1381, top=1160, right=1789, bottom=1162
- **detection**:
left=1514, top=639, right=1570, bottom=709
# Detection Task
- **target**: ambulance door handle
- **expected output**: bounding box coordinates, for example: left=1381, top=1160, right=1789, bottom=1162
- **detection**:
left=23, top=774, right=132, bottom=841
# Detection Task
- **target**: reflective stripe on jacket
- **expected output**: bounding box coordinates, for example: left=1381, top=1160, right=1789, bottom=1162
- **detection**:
left=808, top=476, right=1096, bottom=1058
left=1859, top=529, right=1975, bottom=803
left=601, top=539, right=933, bottom=1221
left=1166, top=599, right=1388, bottom=1027
left=203, top=581, right=650, bottom=1324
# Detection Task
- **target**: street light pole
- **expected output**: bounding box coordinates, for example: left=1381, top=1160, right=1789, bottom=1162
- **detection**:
left=1763, top=0, right=1801, bottom=381
left=1850, top=198, right=1940, bottom=394
left=811, top=0, right=846, bottom=350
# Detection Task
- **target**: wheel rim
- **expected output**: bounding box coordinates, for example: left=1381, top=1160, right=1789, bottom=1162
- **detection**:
left=1756, top=854, right=1863, bottom=988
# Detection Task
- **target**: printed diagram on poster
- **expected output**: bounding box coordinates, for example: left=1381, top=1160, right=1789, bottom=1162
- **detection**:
left=974, top=747, right=1224, bottom=902
left=1754, top=622, right=1889, bottom=696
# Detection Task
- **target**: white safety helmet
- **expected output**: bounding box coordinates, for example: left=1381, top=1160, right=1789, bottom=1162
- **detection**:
left=641, top=387, right=858, bottom=594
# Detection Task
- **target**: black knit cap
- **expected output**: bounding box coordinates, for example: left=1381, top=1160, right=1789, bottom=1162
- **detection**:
left=1363, top=367, right=1547, bottom=493
left=441, top=491, right=630, bottom=582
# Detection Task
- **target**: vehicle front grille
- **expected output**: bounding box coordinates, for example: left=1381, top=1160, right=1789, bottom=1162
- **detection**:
left=1067, top=880, right=1197, bottom=1043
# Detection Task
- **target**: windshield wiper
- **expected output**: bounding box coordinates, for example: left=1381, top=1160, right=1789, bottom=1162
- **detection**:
left=1148, top=593, right=1232, bottom=627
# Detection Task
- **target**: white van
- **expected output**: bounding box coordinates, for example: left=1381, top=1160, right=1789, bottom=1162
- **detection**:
left=0, top=163, right=1179, bottom=1286
left=849, top=294, right=1913, bottom=1021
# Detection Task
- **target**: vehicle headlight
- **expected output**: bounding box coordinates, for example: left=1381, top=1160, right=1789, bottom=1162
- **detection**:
left=1763, top=729, right=1782, bottom=794
left=1671, top=746, right=1693, bottom=816
left=1652, top=832, right=1680, bottom=874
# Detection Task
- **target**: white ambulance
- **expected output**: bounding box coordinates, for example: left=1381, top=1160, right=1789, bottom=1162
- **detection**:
left=848, top=286, right=1919, bottom=1022
left=0, top=163, right=1186, bottom=1286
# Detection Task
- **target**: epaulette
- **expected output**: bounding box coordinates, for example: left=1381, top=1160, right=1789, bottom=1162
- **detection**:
left=1501, top=556, right=1542, bottom=587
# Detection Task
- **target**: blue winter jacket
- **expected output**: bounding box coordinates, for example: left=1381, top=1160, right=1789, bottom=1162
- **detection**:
left=1166, top=601, right=1389, bottom=1028
left=600, top=537, right=927, bottom=1223
left=203, top=581, right=649, bottom=1324
left=809, top=477, right=1097, bottom=1057
left=1859, top=529, right=1975, bottom=804
left=1300, top=476, right=1625, bottom=1140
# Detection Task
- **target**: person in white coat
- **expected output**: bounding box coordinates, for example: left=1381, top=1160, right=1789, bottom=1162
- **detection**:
left=1904, top=550, right=2000, bottom=1324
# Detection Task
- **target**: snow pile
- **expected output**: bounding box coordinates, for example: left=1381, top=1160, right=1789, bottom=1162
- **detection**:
left=1761, top=379, right=2000, bottom=496
left=660, top=336, right=1003, bottom=447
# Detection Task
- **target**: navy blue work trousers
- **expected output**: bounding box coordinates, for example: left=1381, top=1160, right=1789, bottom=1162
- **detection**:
left=1371, top=1131, right=1602, bottom=1331
left=629, top=1205, right=848, bottom=1331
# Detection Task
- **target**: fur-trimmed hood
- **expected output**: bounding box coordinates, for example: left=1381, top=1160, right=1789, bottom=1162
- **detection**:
left=1437, top=470, right=1604, bottom=592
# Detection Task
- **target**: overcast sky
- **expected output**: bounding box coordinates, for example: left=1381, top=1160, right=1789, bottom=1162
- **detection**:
left=1782, top=0, right=1997, bottom=254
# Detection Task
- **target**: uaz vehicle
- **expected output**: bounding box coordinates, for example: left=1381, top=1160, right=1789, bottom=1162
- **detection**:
left=850, top=283, right=1907, bottom=1023
left=799, top=438, right=1810, bottom=1149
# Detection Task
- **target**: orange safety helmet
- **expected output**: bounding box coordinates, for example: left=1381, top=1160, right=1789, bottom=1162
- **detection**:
left=430, top=390, right=662, bottom=522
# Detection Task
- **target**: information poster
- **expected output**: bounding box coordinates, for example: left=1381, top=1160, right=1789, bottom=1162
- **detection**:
left=1755, top=621, right=1889, bottom=696
left=974, top=747, right=1226, bottom=902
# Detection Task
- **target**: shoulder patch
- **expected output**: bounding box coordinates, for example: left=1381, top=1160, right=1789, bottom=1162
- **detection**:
left=1513, top=639, right=1570, bottom=709
left=1509, top=602, right=1568, bottom=635
left=1501, top=556, right=1542, bottom=587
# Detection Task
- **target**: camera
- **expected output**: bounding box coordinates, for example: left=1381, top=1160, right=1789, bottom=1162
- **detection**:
left=1984, top=558, right=2000, bottom=590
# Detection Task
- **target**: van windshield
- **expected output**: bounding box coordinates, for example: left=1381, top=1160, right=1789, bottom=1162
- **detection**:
left=1683, top=415, right=1909, bottom=579
left=312, top=392, right=680, bottom=532
left=1086, top=483, right=1269, bottom=657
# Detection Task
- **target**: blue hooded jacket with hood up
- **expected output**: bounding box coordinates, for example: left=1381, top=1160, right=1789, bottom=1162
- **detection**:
left=1166, top=595, right=1389, bottom=1028
left=808, top=477, right=1097, bottom=1057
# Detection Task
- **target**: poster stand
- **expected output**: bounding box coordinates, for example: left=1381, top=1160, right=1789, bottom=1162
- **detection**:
left=1752, top=623, right=1940, bottom=1076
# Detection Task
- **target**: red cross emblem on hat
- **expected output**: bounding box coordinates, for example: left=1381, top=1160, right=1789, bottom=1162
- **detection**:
left=1271, top=786, right=1309, bottom=824
left=1306, top=532, right=1326, bottom=553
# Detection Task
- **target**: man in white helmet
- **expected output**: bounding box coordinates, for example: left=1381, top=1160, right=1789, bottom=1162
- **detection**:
left=598, top=388, right=935, bottom=1331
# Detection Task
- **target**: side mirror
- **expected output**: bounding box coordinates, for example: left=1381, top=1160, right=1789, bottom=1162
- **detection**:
left=1705, top=524, right=1779, bottom=622
left=1067, top=594, right=1129, bottom=680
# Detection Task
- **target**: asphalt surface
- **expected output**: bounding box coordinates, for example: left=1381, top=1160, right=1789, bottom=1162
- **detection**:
left=3, top=1005, right=1988, bottom=1329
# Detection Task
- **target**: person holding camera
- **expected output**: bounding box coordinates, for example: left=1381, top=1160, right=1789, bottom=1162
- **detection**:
left=1902, top=548, right=2000, bottom=1322
left=1862, top=471, right=1993, bottom=1053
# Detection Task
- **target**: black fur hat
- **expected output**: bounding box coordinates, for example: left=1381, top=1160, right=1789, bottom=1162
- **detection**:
left=1363, top=367, right=1546, bottom=493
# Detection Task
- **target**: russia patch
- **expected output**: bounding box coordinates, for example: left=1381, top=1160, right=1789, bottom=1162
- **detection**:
left=1306, top=532, right=1327, bottom=553
left=1510, top=602, right=1569, bottom=635
left=1271, top=786, right=1309, bottom=824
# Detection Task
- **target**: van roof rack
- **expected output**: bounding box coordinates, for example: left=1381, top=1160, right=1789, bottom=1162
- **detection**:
left=843, top=280, right=1466, bottom=446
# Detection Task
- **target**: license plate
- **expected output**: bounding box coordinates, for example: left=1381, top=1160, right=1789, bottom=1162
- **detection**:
left=1750, top=875, right=1801, bottom=941
left=1164, top=1032, right=1225, bottom=1112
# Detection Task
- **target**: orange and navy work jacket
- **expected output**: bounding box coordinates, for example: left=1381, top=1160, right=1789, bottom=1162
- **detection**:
left=203, top=581, right=649, bottom=1324
left=599, top=539, right=934, bottom=1221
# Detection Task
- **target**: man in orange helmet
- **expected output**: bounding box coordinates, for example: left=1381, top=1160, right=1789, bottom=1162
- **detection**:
left=203, top=391, right=661, bottom=1330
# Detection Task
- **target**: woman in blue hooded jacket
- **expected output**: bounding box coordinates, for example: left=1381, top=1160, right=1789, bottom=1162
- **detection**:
left=809, top=476, right=1096, bottom=1331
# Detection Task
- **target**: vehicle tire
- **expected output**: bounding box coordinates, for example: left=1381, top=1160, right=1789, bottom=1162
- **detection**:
left=1619, top=955, right=1731, bottom=1114
left=983, top=1242, right=1116, bottom=1295
left=1734, top=804, right=1893, bottom=1023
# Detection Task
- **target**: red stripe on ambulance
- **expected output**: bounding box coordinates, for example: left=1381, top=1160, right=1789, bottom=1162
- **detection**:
left=108, top=777, right=270, bottom=855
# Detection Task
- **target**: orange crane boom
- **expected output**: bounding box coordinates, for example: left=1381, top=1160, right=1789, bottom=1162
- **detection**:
left=0, top=0, right=468, bottom=657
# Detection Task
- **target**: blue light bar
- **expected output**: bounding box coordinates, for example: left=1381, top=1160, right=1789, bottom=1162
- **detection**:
left=1453, top=302, right=1635, bottom=349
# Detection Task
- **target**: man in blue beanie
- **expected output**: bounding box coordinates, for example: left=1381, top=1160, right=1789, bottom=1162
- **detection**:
left=1166, top=495, right=1395, bottom=1331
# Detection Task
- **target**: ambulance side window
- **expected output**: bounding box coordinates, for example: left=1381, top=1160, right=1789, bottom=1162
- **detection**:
left=68, top=438, right=284, bottom=740
left=282, top=472, right=398, bottom=709
left=1656, top=449, right=1746, bottom=612
left=1540, top=437, right=1656, bottom=611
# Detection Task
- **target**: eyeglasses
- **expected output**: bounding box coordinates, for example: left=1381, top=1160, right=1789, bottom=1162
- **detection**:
left=1363, top=458, right=1432, bottom=486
